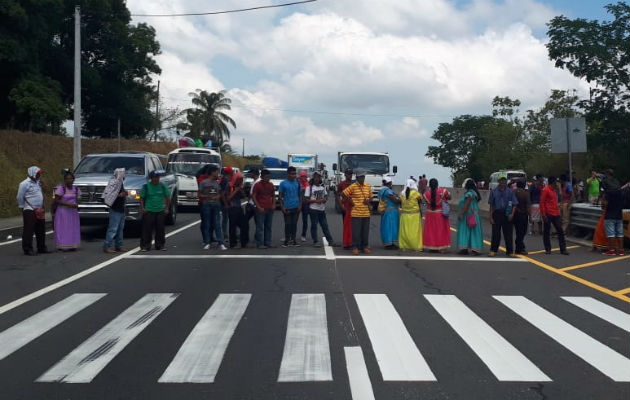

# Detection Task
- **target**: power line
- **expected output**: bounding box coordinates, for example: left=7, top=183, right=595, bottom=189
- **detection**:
left=131, top=0, right=317, bottom=17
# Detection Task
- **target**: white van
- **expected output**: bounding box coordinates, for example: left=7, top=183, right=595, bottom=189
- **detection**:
left=489, top=170, right=527, bottom=189
left=166, top=147, right=222, bottom=207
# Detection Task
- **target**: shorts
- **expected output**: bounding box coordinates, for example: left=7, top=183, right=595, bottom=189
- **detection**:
left=588, top=195, right=599, bottom=204
left=530, top=204, right=541, bottom=222
left=604, top=219, right=623, bottom=238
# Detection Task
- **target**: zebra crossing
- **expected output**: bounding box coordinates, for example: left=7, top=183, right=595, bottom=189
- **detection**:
left=0, top=292, right=628, bottom=385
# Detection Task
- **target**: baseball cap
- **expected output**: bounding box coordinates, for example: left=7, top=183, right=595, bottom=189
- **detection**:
left=149, top=169, right=165, bottom=178
left=223, top=166, right=234, bottom=175
left=383, top=176, right=392, bottom=184
left=498, top=173, right=508, bottom=180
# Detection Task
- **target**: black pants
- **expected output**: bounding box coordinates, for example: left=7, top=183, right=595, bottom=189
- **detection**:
left=283, top=208, right=299, bottom=244
left=490, top=210, right=513, bottom=254
left=228, top=207, right=249, bottom=248
left=300, top=202, right=310, bottom=237
left=310, top=209, right=334, bottom=244
left=352, top=217, right=370, bottom=250
left=514, top=212, right=529, bottom=253
left=141, top=211, right=165, bottom=250
left=543, top=214, right=566, bottom=252
left=22, top=209, right=46, bottom=254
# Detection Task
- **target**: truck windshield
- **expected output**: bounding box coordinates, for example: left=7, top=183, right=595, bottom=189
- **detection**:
left=167, top=154, right=222, bottom=176
left=75, top=156, right=145, bottom=175
left=340, top=154, right=389, bottom=175
left=268, top=170, right=287, bottom=180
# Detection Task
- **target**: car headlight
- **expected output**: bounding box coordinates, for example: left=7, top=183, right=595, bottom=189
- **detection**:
left=128, top=189, right=140, bottom=200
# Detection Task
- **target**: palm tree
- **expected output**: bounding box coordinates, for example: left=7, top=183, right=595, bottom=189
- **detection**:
left=181, top=89, right=236, bottom=146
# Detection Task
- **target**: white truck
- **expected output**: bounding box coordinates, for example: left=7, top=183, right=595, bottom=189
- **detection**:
left=288, top=153, right=318, bottom=176
left=332, top=151, right=397, bottom=213
left=166, top=147, right=222, bottom=208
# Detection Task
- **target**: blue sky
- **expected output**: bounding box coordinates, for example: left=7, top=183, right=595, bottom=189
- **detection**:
left=127, top=0, right=612, bottom=185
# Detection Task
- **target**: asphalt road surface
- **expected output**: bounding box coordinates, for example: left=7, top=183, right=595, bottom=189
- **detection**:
left=0, top=205, right=628, bottom=400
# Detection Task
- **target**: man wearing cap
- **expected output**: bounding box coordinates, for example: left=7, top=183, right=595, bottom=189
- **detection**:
left=17, top=166, right=49, bottom=255
left=488, top=173, right=518, bottom=256
left=342, top=168, right=373, bottom=255
left=139, top=170, right=171, bottom=251
left=335, top=168, right=354, bottom=249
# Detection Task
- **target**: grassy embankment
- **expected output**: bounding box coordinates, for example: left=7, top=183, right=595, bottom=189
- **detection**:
left=0, top=130, right=250, bottom=218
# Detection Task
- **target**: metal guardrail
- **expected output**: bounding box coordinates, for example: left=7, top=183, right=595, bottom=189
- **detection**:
left=570, top=204, right=602, bottom=230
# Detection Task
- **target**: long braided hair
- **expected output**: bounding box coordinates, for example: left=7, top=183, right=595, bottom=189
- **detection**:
left=429, top=178, right=438, bottom=210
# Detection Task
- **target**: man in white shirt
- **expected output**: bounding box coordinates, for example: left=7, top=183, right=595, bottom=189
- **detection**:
left=304, top=171, right=336, bottom=247
left=17, top=166, right=49, bottom=255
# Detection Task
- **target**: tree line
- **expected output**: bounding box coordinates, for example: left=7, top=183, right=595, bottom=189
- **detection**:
left=427, top=2, right=629, bottom=184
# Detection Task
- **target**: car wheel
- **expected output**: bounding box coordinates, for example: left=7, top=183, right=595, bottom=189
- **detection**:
left=166, top=195, right=177, bottom=225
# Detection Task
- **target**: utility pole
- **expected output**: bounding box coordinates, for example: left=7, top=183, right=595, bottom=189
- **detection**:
left=73, top=6, right=81, bottom=168
left=242, top=138, right=245, bottom=157
left=153, top=80, right=160, bottom=141
left=117, top=118, right=121, bottom=152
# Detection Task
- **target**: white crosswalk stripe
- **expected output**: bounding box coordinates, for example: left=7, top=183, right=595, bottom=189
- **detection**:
left=561, top=296, right=630, bottom=333
left=425, top=294, right=551, bottom=381
left=495, top=295, right=630, bottom=382
left=354, top=294, right=436, bottom=381
left=37, top=293, right=178, bottom=383
left=159, top=293, right=251, bottom=383
left=0, top=293, right=106, bottom=361
left=278, top=293, right=332, bottom=382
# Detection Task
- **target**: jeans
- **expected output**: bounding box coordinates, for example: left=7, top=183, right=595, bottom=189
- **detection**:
left=310, top=209, right=334, bottom=244
left=513, top=212, right=529, bottom=253
left=490, top=210, right=513, bottom=254
left=141, top=211, right=165, bottom=250
left=283, top=208, right=300, bottom=244
left=228, top=207, right=249, bottom=248
left=22, top=209, right=47, bottom=254
left=104, top=210, right=125, bottom=250
left=300, top=202, right=310, bottom=237
left=543, top=214, right=567, bottom=252
left=351, top=217, right=370, bottom=250
left=222, top=208, right=229, bottom=239
left=255, top=209, right=274, bottom=246
left=200, top=203, right=223, bottom=245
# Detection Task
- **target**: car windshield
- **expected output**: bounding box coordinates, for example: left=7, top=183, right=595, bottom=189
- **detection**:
left=167, top=153, right=221, bottom=176
left=267, top=170, right=288, bottom=180
left=508, top=172, right=526, bottom=179
left=75, top=156, right=145, bottom=175
left=340, top=154, right=389, bottom=174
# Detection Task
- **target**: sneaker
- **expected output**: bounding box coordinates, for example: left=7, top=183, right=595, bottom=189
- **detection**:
left=140, top=248, right=149, bottom=252
left=160, top=247, right=167, bottom=251
left=363, top=247, right=372, bottom=254
left=352, top=248, right=360, bottom=255
left=301, top=236, right=307, bottom=242
left=104, top=249, right=117, bottom=254
left=292, top=241, right=301, bottom=247
left=604, top=249, right=617, bottom=256
left=281, top=242, right=289, bottom=248
left=219, top=244, right=228, bottom=251
left=618, top=250, right=625, bottom=256
left=488, top=251, right=496, bottom=257
left=203, top=244, right=211, bottom=250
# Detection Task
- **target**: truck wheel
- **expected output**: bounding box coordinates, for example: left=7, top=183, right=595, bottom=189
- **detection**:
left=166, top=195, right=177, bottom=225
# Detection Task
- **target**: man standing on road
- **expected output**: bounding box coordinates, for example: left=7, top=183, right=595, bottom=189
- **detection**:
left=17, top=166, right=49, bottom=256
left=540, top=176, right=569, bottom=255
left=513, top=180, right=531, bottom=255
left=139, top=170, right=171, bottom=252
left=305, top=171, right=336, bottom=247
left=199, top=165, right=226, bottom=251
left=529, top=175, right=543, bottom=235
left=278, top=166, right=302, bottom=247
left=335, top=168, right=354, bottom=249
left=342, top=168, right=372, bottom=255
left=601, top=169, right=624, bottom=256
left=586, top=171, right=601, bottom=205
left=103, top=168, right=128, bottom=254
left=252, top=169, right=276, bottom=249
left=297, top=170, right=310, bottom=242
left=488, top=173, right=518, bottom=257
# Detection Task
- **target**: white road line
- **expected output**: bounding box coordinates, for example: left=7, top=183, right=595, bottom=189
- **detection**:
left=345, top=346, right=376, bottom=400
left=322, top=237, right=335, bottom=260
left=425, top=294, right=551, bottom=382
left=0, top=220, right=199, bottom=316
left=0, top=230, right=54, bottom=246
left=561, top=296, right=630, bottom=333
left=37, top=293, right=178, bottom=383
left=0, top=293, right=106, bottom=361
left=158, top=293, right=251, bottom=383
left=278, top=293, right=332, bottom=382
left=127, top=255, right=327, bottom=260
left=354, top=294, right=436, bottom=381
left=337, top=255, right=526, bottom=262
left=495, top=295, right=630, bottom=382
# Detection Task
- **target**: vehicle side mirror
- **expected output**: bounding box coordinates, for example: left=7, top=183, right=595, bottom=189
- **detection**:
left=332, top=163, right=338, bottom=171
left=393, top=165, right=398, bottom=174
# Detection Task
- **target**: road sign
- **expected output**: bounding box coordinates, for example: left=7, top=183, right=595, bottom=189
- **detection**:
left=551, top=118, right=587, bottom=154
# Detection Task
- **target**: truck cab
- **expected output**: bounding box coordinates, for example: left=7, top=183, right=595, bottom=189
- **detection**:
left=166, top=147, right=222, bottom=207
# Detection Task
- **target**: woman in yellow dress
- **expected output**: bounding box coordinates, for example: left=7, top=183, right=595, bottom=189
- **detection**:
left=399, top=179, right=424, bottom=251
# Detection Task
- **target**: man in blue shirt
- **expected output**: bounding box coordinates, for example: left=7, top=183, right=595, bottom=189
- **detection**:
left=278, top=166, right=302, bottom=247
left=488, top=173, right=518, bottom=257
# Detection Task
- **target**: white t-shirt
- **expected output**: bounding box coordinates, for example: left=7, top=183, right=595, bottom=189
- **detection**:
left=305, top=184, right=327, bottom=211
left=248, top=178, right=261, bottom=205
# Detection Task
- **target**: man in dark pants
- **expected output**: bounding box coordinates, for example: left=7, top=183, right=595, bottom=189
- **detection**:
left=278, top=166, right=302, bottom=247
left=342, top=169, right=372, bottom=255
left=540, top=176, right=569, bottom=255
left=513, top=179, right=531, bottom=254
left=488, top=173, right=518, bottom=257
left=139, top=170, right=171, bottom=251
left=17, top=166, right=49, bottom=255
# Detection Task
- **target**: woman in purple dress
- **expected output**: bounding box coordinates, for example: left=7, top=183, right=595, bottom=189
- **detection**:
left=54, top=170, right=81, bottom=251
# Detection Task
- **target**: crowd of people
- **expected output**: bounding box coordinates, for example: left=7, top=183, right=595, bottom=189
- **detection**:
left=15, top=164, right=628, bottom=257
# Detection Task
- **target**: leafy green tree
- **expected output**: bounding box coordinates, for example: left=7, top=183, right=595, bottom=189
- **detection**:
left=8, top=75, right=67, bottom=133
left=180, top=90, right=236, bottom=146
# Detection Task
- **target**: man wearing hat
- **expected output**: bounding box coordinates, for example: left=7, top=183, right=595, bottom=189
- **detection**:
left=17, top=166, right=49, bottom=255
left=488, top=173, right=518, bottom=256
left=342, top=168, right=373, bottom=255
left=139, top=170, right=171, bottom=251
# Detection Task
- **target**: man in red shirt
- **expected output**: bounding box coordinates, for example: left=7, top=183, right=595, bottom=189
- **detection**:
left=252, top=169, right=276, bottom=248
left=540, top=176, right=569, bottom=255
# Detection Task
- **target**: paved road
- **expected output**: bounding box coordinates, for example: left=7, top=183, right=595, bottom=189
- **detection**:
left=0, top=206, right=628, bottom=400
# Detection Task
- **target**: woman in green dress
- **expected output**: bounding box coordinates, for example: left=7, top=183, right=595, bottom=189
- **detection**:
left=456, top=178, right=483, bottom=255
left=399, top=179, right=424, bottom=251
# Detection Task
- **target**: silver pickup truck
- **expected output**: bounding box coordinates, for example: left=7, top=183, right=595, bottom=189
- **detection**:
left=73, top=151, right=179, bottom=225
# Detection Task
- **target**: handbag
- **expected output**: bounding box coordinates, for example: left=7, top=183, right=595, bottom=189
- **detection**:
left=25, top=199, right=45, bottom=220
left=466, top=211, right=477, bottom=228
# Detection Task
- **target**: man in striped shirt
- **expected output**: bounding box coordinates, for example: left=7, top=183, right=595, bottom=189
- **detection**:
left=342, top=169, right=372, bottom=255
